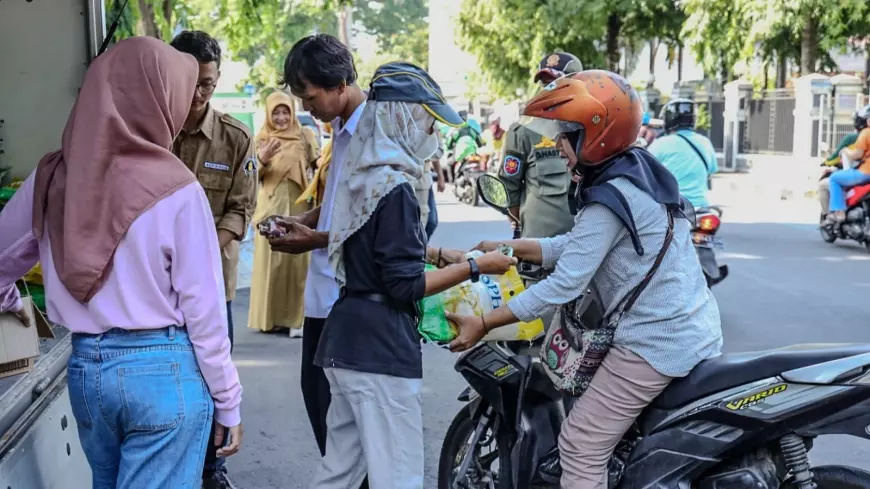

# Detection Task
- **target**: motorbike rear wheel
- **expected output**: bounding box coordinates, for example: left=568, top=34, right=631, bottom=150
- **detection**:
left=782, top=465, right=870, bottom=489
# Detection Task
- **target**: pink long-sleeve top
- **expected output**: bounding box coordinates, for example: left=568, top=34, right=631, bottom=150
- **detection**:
left=0, top=172, right=242, bottom=427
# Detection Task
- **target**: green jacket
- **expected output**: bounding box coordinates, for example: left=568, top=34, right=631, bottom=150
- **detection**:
left=825, top=133, right=859, bottom=166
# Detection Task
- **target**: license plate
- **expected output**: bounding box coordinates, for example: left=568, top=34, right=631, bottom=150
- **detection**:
left=693, top=232, right=724, bottom=250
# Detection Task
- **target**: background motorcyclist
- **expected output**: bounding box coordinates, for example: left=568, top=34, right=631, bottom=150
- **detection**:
left=819, top=108, right=867, bottom=216
left=480, top=116, right=506, bottom=170
left=636, top=112, right=657, bottom=147
left=498, top=52, right=583, bottom=238
left=648, top=99, right=718, bottom=209
left=446, top=117, right=484, bottom=165
left=828, top=104, right=870, bottom=222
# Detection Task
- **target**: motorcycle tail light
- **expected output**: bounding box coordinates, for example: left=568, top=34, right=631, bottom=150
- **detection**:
left=698, top=214, right=721, bottom=232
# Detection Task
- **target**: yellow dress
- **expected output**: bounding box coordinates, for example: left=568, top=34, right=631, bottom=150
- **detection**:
left=247, top=91, right=319, bottom=332
left=248, top=179, right=311, bottom=331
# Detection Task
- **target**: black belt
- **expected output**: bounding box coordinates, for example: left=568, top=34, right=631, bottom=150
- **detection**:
left=339, top=288, right=420, bottom=322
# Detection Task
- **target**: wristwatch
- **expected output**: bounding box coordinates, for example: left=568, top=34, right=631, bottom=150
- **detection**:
left=467, top=258, right=481, bottom=283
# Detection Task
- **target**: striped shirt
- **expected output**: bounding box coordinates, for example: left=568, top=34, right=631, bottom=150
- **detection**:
left=508, top=177, right=723, bottom=377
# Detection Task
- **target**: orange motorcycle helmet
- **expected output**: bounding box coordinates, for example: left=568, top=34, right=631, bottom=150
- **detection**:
left=521, top=70, right=643, bottom=165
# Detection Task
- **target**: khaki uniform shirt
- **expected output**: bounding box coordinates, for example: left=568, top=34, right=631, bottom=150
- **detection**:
left=498, top=122, right=574, bottom=238
left=172, top=106, right=257, bottom=301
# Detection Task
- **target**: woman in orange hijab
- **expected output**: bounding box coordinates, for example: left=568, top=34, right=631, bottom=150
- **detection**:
left=248, top=91, right=320, bottom=336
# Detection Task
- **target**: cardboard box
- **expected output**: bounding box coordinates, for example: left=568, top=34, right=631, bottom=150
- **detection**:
left=0, top=297, right=51, bottom=378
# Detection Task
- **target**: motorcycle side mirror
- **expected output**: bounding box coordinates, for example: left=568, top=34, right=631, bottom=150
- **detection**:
left=476, top=174, right=510, bottom=214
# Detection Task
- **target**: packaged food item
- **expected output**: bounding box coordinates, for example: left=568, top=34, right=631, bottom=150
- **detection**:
left=417, top=251, right=545, bottom=344
left=257, top=217, right=285, bottom=239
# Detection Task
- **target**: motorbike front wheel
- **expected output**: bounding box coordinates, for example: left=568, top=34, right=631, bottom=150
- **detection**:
left=782, top=466, right=870, bottom=489
left=438, top=405, right=510, bottom=489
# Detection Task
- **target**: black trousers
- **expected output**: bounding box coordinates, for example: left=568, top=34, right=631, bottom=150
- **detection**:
left=302, top=317, right=369, bottom=489
left=203, top=301, right=234, bottom=477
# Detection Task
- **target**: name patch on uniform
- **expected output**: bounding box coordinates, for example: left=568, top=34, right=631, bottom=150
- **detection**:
left=204, top=161, right=230, bottom=172
left=503, top=155, right=521, bottom=176
left=534, top=149, right=562, bottom=159
left=243, top=156, right=257, bottom=176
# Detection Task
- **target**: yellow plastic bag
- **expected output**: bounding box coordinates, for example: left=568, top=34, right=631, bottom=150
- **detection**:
left=23, top=263, right=43, bottom=286
left=438, top=267, right=545, bottom=342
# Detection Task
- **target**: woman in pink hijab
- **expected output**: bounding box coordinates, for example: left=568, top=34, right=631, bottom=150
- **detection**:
left=0, top=37, right=243, bottom=488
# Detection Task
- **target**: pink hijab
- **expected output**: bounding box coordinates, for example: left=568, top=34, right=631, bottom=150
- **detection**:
left=31, top=36, right=199, bottom=303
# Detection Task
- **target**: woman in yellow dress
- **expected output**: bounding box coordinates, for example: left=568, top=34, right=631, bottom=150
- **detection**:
left=248, top=91, right=320, bottom=336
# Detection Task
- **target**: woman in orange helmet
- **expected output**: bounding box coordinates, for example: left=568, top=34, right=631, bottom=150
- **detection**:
left=448, top=71, right=723, bottom=489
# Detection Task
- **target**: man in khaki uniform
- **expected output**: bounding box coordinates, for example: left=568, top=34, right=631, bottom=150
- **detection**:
left=171, top=30, right=256, bottom=489
left=499, top=52, right=583, bottom=238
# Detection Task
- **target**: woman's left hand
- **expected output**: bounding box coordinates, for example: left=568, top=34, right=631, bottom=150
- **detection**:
left=447, top=312, right=487, bottom=352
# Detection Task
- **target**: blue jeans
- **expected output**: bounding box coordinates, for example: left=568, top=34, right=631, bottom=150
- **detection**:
left=829, top=169, right=870, bottom=212
left=68, top=326, right=213, bottom=489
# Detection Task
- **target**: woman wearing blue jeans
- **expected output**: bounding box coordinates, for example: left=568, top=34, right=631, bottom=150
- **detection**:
left=0, top=38, right=243, bottom=488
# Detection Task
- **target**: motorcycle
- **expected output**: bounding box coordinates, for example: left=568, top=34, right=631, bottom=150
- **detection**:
left=692, top=206, right=729, bottom=287
left=439, top=175, right=870, bottom=489
left=819, top=166, right=870, bottom=252
left=453, top=153, right=485, bottom=206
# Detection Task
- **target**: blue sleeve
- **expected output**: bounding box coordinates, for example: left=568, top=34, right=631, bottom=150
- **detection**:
left=373, top=183, right=427, bottom=303
left=647, top=137, right=672, bottom=165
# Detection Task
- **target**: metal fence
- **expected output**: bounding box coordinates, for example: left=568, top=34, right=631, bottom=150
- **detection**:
left=695, top=95, right=726, bottom=152
left=740, top=89, right=796, bottom=154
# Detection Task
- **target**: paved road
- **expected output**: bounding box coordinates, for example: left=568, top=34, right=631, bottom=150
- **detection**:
left=227, top=178, right=870, bottom=488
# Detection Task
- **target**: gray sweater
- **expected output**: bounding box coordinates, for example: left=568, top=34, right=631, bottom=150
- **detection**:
left=507, top=177, right=723, bottom=377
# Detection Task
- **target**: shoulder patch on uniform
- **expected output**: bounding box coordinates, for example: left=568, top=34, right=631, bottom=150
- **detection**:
left=218, top=113, right=253, bottom=138
left=243, top=156, right=257, bottom=176
left=503, top=155, right=521, bottom=176
left=534, top=136, right=557, bottom=149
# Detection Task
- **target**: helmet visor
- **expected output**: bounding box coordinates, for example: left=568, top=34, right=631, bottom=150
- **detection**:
left=534, top=68, right=565, bottom=84
left=519, top=116, right=582, bottom=140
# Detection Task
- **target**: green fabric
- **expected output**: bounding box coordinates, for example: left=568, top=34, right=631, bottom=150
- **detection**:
left=417, top=264, right=457, bottom=343
left=17, top=283, right=45, bottom=312
left=453, top=136, right=480, bottom=162
left=825, top=133, right=859, bottom=166
left=0, top=186, right=16, bottom=205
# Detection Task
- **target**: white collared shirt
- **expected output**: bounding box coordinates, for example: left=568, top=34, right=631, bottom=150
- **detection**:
left=303, top=101, right=367, bottom=318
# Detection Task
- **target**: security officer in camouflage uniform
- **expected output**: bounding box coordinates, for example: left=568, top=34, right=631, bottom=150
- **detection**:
left=171, top=31, right=256, bottom=489
left=499, top=52, right=583, bottom=238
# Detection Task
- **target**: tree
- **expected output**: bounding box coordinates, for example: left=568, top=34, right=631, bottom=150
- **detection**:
left=105, top=0, right=179, bottom=41
left=455, top=0, right=607, bottom=100
left=682, top=0, right=752, bottom=83
left=354, top=0, right=429, bottom=67
left=622, top=0, right=686, bottom=83
left=190, top=0, right=338, bottom=92
left=821, top=0, right=870, bottom=86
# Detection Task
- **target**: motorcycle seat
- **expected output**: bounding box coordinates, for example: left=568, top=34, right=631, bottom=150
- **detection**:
left=845, top=183, right=870, bottom=208
left=653, top=343, right=870, bottom=410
